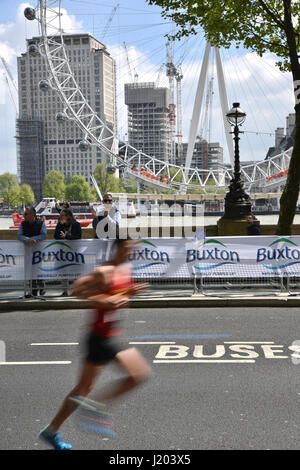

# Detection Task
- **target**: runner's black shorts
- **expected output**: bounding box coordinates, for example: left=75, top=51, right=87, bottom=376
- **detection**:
left=84, top=332, right=128, bottom=365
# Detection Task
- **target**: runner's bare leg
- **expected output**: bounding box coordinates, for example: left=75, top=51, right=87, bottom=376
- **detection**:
left=95, top=347, right=152, bottom=404
left=48, top=361, right=103, bottom=433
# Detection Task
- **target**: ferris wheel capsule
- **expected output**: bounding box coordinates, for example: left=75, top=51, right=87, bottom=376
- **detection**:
left=24, top=7, right=36, bottom=21
left=106, top=162, right=116, bottom=174
left=55, top=112, right=67, bottom=123
left=28, top=44, right=39, bottom=57
left=39, top=80, right=50, bottom=92
left=79, top=140, right=90, bottom=152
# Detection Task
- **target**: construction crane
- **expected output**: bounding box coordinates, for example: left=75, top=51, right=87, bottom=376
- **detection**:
left=101, top=4, right=119, bottom=42
left=165, top=31, right=185, bottom=166
left=2, top=73, right=17, bottom=113
left=155, top=63, right=165, bottom=87
left=123, top=41, right=138, bottom=83
left=175, top=66, right=183, bottom=162
left=0, top=56, right=17, bottom=92
left=166, top=39, right=177, bottom=164
left=0, top=56, right=18, bottom=113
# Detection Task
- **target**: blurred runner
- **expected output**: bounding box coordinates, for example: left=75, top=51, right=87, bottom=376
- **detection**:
left=39, top=238, right=151, bottom=450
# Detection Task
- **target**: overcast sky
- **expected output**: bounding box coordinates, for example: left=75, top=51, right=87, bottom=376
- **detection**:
left=0, top=0, right=295, bottom=175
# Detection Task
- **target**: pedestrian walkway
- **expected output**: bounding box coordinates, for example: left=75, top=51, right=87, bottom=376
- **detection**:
left=1, top=289, right=300, bottom=311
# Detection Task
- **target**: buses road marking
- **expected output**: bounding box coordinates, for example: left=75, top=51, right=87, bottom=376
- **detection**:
left=153, top=343, right=294, bottom=362
left=153, top=360, right=256, bottom=364
left=224, top=341, right=275, bottom=344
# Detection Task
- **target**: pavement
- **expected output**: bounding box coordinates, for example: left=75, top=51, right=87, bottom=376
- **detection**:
left=1, top=288, right=300, bottom=311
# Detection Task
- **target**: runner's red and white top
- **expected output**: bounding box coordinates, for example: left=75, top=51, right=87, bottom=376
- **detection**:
left=89, top=264, right=133, bottom=338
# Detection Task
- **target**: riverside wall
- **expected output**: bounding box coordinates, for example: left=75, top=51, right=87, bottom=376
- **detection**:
left=2, top=224, right=300, bottom=240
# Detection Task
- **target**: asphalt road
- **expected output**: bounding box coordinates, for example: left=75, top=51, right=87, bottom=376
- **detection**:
left=1, top=306, right=300, bottom=451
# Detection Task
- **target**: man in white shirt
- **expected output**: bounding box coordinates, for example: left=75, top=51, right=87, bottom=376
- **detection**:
left=92, top=194, right=121, bottom=239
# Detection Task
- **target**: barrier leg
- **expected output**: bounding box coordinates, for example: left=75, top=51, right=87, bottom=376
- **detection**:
left=29, top=279, right=33, bottom=297
left=280, top=276, right=288, bottom=293
left=287, top=276, right=291, bottom=294
left=199, top=276, right=204, bottom=295
left=193, top=274, right=198, bottom=294
left=193, top=274, right=204, bottom=295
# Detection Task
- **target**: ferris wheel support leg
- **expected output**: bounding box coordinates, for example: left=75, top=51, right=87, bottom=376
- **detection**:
left=214, top=47, right=234, bottom=167
left=184, top=42, right=211, bottom=182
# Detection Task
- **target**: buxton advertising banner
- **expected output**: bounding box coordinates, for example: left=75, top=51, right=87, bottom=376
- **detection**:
left=5, top=236, right=300, bottom=280
left=129, top=238, right=184, bottom=279
left=28, top=239, right=108, bottom=280
left=131, top=236, right=300, bottom=279
left=184, top=236, right=300, bottom=278
left=0, top=241, right=25, bottom=281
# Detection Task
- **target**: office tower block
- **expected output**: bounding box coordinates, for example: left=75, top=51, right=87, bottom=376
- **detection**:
left=275, top=128, right=285, bottom=147
left=178, top=136, right=223, bottom=170
left=124, top=82, right=173, bottom=164
left=16, top=33, right=117, bottom=199
left=286, top=113, right=295, bottom=137
left=16, top=118, right=44, bottom=201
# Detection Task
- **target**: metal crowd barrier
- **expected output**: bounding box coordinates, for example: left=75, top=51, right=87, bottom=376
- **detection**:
left=0, top=237, right=299, bottom=299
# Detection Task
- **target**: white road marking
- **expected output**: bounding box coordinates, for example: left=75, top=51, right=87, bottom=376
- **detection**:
left=224, top=341, right=275, bottom=344
left=153, top=359, right=256, bottom=363
left=0, top=361, right=72, bottom=365
left=30, top=343, right=78, bottom=346
left=129, top=342, right=176, bottom=345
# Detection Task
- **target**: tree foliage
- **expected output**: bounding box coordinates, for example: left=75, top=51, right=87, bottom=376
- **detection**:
left=148, top=0, right=299, bottom=73
left=93, top=163, right=126, bottom=196
left=0, top=173, right=20, bottom=207
left=42, top=170, right=65, bottom=200
left=0, top=174, right=35, bottom=207
left=65, top=175, right=95, bottom=201
left=19, top=184, right=35, bottom=206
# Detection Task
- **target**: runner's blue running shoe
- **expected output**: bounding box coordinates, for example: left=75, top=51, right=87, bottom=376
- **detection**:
left=70, top=396, right=116, bottom=438
left=39, top=428, right=72, bottom=450
left=70, top=396, right=109, bottom=414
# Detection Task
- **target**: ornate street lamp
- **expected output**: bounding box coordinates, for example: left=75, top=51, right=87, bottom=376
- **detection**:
left=221, top=102, right=252, bottom=219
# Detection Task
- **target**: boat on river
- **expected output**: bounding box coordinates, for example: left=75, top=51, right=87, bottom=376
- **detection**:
left=10, top=211, right=92, bottom=229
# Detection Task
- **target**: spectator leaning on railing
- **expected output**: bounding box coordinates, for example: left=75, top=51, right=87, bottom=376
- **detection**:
left=17, top=205, right=47, bottom=297
left=54, top=209, right=81, bottom=297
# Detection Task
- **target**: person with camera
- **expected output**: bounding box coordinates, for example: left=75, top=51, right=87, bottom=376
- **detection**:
left=92, top=194, right=120, bottom=239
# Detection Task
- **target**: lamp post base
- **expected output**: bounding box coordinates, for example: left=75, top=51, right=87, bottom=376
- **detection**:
left=221, top=199, right=253, bottom=220
left=217, top=217, right=250, bottom=236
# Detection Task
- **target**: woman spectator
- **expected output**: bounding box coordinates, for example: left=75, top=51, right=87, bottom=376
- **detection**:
left=54, top=209, right=81, bottom=297
left=54, top=208, right=82, bottom=240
